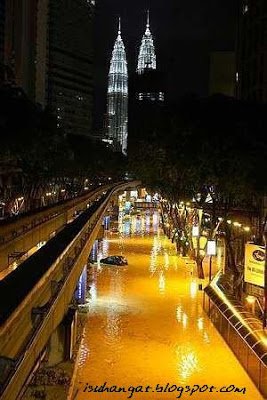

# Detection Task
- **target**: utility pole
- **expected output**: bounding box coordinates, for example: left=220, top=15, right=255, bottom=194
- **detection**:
left=262, top=213, right=267, bottom=329
left=263, top=227, right=267, bottom=329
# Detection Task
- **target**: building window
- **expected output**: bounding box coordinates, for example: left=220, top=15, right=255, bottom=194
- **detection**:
left=159, top=92, right=165, bottom=101
left=243, top=4, right=249, bottom=14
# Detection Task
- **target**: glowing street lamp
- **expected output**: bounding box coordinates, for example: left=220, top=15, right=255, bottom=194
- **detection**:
left=264, top=226, right=267, bottom=329
left=246, top=295, right=263, bottom=316
left=192, top=225, right=199, bottom=237
left=207, top=240, right=217, bottom=282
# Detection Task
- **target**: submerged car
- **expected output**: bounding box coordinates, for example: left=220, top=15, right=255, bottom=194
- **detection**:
left=100, top=255, right=128, bottom=266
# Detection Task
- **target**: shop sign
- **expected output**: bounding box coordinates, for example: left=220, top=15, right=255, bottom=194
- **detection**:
left=244, top=243, right=265, bottom=287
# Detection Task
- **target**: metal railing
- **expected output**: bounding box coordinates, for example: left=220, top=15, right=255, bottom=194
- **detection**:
left=0, top=181, right=139, bottom=400
left=204, top=273, right=267, bottom=398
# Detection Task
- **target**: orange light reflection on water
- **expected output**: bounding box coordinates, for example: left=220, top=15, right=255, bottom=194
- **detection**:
left=74, top=212, right=262, bottom=400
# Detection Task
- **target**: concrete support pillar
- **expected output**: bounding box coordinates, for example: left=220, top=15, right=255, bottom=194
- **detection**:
left=46, top=324, right=65, bottom=367
left=63, top=308, right=78, bottom=361
left=46, top=308, right=77, bottom=366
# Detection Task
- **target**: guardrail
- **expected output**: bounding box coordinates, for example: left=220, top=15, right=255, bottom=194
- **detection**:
left=0, top=184, right=113, bottom=273
left=204, top=272, right=267, bottom=398
left=0, top=181, right=140, bottom=400
left=0, top=184, right=115, bottom=245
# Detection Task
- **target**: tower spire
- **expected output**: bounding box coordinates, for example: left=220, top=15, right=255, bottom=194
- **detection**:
left=118, top=16, right=121, bottom=34
left=146, top=10, right=150, bottom=28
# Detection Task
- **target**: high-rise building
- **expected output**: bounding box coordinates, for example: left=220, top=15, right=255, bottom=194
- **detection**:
left=236, top=0, right=267, bottom=102
left=4, top=0, right=95, bottom=137
left=135, top=11, right=164, bottom=103
left=35, top=0, right=49, bottom=107
left=4, top=0, right=49, bottom=104
left=5, top=0, right=37, bottom=100
left=47, top=0, right=95, bottom=137
left=0, top=0, right=5, bottom=64
left=137, top=11, right=156, bottom=74
left=209, top=51, right=236, bottom=97
left=128, top=11, right=166, bottom=152
left=107, top=19, right=128, bottom=155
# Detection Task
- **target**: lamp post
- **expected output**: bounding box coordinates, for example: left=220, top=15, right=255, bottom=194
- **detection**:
left=192, top=224, right=200, bottom=275
left=263, top=229, right=267, bottom=329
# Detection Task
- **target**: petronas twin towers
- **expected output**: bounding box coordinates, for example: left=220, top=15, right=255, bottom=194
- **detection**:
left=107, top=11, right=157, bottom=155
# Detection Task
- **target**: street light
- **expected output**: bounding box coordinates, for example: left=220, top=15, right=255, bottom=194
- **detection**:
left=192, top=225, right=200, bottom=237
left=207, top=239, right=217, bottom=282
left=263, top=226, right=267, bottom=329
left=246, top=295, right=263, bottom=316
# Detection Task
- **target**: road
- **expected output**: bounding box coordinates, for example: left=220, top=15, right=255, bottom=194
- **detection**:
left=73, top=212, right=262, bottom=400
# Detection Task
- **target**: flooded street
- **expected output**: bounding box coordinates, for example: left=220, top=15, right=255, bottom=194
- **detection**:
left=74, top=213, right=262, bottom=400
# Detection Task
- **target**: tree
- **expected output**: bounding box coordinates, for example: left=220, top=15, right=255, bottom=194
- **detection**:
left=129, top=94, right=267, bottom=280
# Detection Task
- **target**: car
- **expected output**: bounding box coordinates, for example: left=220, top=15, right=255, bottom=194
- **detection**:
left=99, top=255, right=128, bottom=266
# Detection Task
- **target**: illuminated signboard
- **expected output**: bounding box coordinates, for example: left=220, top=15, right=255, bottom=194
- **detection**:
left=207, top=240, right=217, bottom=256
left=244, top=243, right=265, bottom=288
left=75, top=266, right=87, bottom=304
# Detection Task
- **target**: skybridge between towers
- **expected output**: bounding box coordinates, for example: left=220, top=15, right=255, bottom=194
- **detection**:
left=0, top=181, right=140, bottom=400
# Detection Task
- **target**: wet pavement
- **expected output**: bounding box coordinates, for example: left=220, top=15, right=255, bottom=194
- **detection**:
left=73, top=213, right=262, bottom=400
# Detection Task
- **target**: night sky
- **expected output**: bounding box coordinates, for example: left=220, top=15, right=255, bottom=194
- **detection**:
left=94, top=0, right=237, bottom=129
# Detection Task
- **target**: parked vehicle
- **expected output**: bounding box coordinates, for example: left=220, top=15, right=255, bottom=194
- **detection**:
left=98, top=255, right=128, bottom=266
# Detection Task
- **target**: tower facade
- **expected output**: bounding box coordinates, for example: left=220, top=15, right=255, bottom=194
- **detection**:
left=236, top=0, right=267, bottom=102
left=137, top=11, right=156, bottom=74
left=47, top=0, right=94, bottom=136
left=128, top=11, right=166, bottom=155
left=0, top=0, right=5, bottom=64
left=107, top=19, right=128, bottom=155
left=135, top=11, right=164, bottom=103
left=5, top=0, right=38, bottom=100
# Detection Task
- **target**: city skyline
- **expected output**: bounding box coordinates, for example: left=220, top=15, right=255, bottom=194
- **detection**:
left=94, top=0, right=237, bottom=128
left=0, top=1, right=267, bottom=399
left=106, top=10, right=163, bottom=154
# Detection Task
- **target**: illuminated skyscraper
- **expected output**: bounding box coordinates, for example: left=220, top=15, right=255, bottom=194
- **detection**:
left=136, top=11, right=164, bottom=103
left=137, top=10, right=156, bottom=74
left=107, top=18, right=128, bottom=155
left=128, top=10, right=165, bottom=154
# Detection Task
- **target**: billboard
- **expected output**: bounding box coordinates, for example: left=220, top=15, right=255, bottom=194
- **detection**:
left=244, top=243, right=265, bottom=288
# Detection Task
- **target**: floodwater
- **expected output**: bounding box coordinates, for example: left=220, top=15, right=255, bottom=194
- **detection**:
left=73, top=212, right=262, bottom=400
